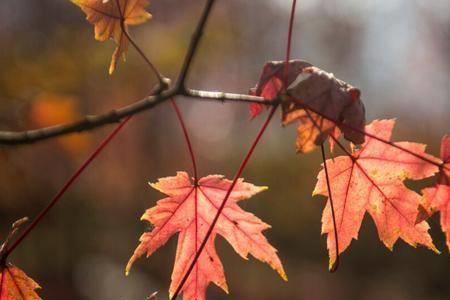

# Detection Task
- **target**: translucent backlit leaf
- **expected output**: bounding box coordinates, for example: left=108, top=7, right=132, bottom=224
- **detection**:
left=126, top=172, right=286, bottom=300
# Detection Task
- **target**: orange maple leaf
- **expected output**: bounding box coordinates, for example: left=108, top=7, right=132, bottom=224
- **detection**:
left=0, top=264, right=41, bottom=300
left=72, top=0, right=152, bottom=74
left=313, top=119, right=440, bottom=269
left=420, top=186, right=450, bottom=251
left=126, top=172, right=286, bottom=300
left=249, top=60, right=365, bottom=153
left=418, top=135, right=450, bottom=251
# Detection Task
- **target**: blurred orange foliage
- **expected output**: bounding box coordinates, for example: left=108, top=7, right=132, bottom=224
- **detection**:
left=29, top=93, right=91, bottom=156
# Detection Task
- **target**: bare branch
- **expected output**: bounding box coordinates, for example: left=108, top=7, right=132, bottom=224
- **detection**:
left=0, top=88, right=270, bottom=145
left=184, top=88, right=273, bottom=104
left=1, top=85, right=443, bottom=172
left=175, top=0, right=217, bottom=90
left=0, top=88, right=173, bottom=145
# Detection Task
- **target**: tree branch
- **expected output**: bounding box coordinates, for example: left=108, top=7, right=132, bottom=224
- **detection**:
left=0, top=89, right=271, bottom=145
left=175, top=0, right=216, bottom=90
left=183, top=88, right=271, bottom=103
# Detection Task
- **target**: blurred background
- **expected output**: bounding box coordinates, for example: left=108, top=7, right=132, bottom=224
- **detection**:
left=0, top=0, right=449, bottom=299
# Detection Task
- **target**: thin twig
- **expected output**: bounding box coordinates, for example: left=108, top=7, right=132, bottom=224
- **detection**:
left=170, top=98, right=199, bottom=182
left=175, top=0, right=217, bottom=91
left=283, top=0, right=297, bottom=86
left=1, top=116, right=133, bottom=259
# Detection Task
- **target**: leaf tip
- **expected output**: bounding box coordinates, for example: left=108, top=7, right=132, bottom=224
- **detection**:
left=148, top=181, right=159, bottom=191
left=311, top=188, right=319, bottom=197
left=125, top=257, right=135, bottom=276
left=222, top=284, right=230, bottom=294
left=328, top=259, right=336, bottom=272
left=260, top=186, right=269, bottom=192
left=328, top=258, right=340, bottom=273
left=108, top=62, right=115, bottom=75
left=280, top=270, right=288, bottom=282
left=430, top=244, right=441, bottom=255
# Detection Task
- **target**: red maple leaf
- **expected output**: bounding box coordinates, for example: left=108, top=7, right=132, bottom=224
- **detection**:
left=420, top=186, right=450, bottom=251
left=126, top=172, right=286, bottom=300
left=0, top=264, right=41, bottom=300
left=313, top=119, right=440, bottom=268
left=418, top=135, right=450, bottom=251
left=249, top=60, right=365, bottom=153
left=439, top=134, right=450, bottom=184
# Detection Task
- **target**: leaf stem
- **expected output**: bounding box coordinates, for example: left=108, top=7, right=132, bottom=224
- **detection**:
left=114, top=0, right=165, bottom=85
left=170, top=99, right=198, bottom=183
left=283, top=0, right=297, bottom=86
left=320, top=144, right=340, bottom=272
left=175, top=0, right=217, bottom=91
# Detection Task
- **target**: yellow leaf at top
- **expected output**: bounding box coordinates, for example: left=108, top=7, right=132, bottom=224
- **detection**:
left=72, top=0, right=152, bottom=74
